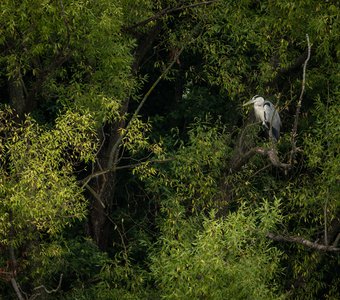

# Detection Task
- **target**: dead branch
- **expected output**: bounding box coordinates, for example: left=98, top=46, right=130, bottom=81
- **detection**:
left=11, top=277, right=24, bottom=300
left=32, top=274, right=63, bottom=296
left=289, top=34, right=311, bottom=165
left=267, top=232, right=340, bottom=252
left=230, top=146, right=290, bottom=172
left=125, top=1, right=219, bottom=31
left=333, top=233, right=340, bottom=248
left=85, top=184, right=106, bottom=208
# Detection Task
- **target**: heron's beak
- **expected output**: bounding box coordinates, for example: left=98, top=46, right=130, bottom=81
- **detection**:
left=243, top=99, right=255, bottom=106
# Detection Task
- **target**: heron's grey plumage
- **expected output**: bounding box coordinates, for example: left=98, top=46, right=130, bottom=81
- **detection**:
left=243, top=95, right=281, bottom=142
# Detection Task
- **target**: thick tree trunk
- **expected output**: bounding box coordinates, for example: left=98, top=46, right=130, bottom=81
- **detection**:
left=9, top=77, right=26, bottom=117
left=88, top=120, right=123, bottom=251
left=88, top=170, right=116, bottom=251
left=8, top=72, right=38, bottom=118
left=87, top=24, right=162, bottom=251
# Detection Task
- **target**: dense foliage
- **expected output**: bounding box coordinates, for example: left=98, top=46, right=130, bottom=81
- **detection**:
left=0, top=0, right=339, bottom=299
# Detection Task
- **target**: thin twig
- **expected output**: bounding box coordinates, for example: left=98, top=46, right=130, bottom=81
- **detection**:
left=249, top=164, right=272, bottom=178
left=115, top=158, right=173, bottom=171
left=106, top=215, right=128, bottom=256
left=289, top=34, right=311, bottom=165
left=81, top=158, right=173, bottom=187
left=267, top=232, right=340, bottom=252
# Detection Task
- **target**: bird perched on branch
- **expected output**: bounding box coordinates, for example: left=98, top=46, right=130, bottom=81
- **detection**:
left=243, top=95, right=281, bottom=142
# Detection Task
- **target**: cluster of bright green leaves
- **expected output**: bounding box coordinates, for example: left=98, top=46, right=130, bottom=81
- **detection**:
left=0, top=107, right=98, bottom=246
left=122, top=117, right=163, bottom=156
left=0, top=0, right=136, bottom=123
left=149, top=202, right=283, bottom=300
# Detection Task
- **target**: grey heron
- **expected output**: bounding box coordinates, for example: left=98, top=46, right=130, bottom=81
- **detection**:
left=243, top=95, right=281, bottom=142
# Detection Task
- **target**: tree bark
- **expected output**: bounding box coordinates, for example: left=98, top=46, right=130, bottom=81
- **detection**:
left=87, top=23, right=163, bottom=251
left=88, top=121, right=122, bottom=250
left=8, top=77, right=27, bottom=118
left=267, top=232, right=340, bottom=252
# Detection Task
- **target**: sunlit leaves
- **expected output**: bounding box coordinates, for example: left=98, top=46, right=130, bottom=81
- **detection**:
left=0, top=108, right=98, bottom=245
left=0, top=0, right=136, bottom=121
left=150, top=203, right=283, bottom=300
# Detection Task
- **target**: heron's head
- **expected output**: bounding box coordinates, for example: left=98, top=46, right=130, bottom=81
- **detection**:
left=243, top=95, right=265, bottom=106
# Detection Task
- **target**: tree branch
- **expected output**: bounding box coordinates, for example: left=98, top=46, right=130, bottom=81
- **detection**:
left=289, top=34, right=311, bottom=165
left=333, top=232, right=340, bottom=248
left=81, top=158, right=173, bottom=187
left=125, top=0, right=219, bottom=31
left=11, top=277, right=24, bottom=300
left=230, top=146, right=290, bottom=172
left=267, top=232, right=340, bottom=252
left=107, top=47, right=185, bottom=169
left=32, top=273, right=63, bottom=295
left=84, top=184, right=106, bottom=208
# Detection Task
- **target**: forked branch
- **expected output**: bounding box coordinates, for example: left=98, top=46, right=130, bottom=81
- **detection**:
left=32, top=274, right=63, bottom=295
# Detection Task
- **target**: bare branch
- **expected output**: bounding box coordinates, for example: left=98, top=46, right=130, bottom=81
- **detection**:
left=125, top=1, right=219, bottom=31
left=11, top=277, right=25, bottom=300
left=84, top=184, right=106, bottom=208
left=267, top=232, right=340, bottom=252
left=230, top=146, right=290, bottom=172
left=33, top=274, right=63, bottom=294
left=333, top=232, right=340, bottom=248
left=115, top=158, right=174, bottom=171
left=289, top=34, right=311, bottom=165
